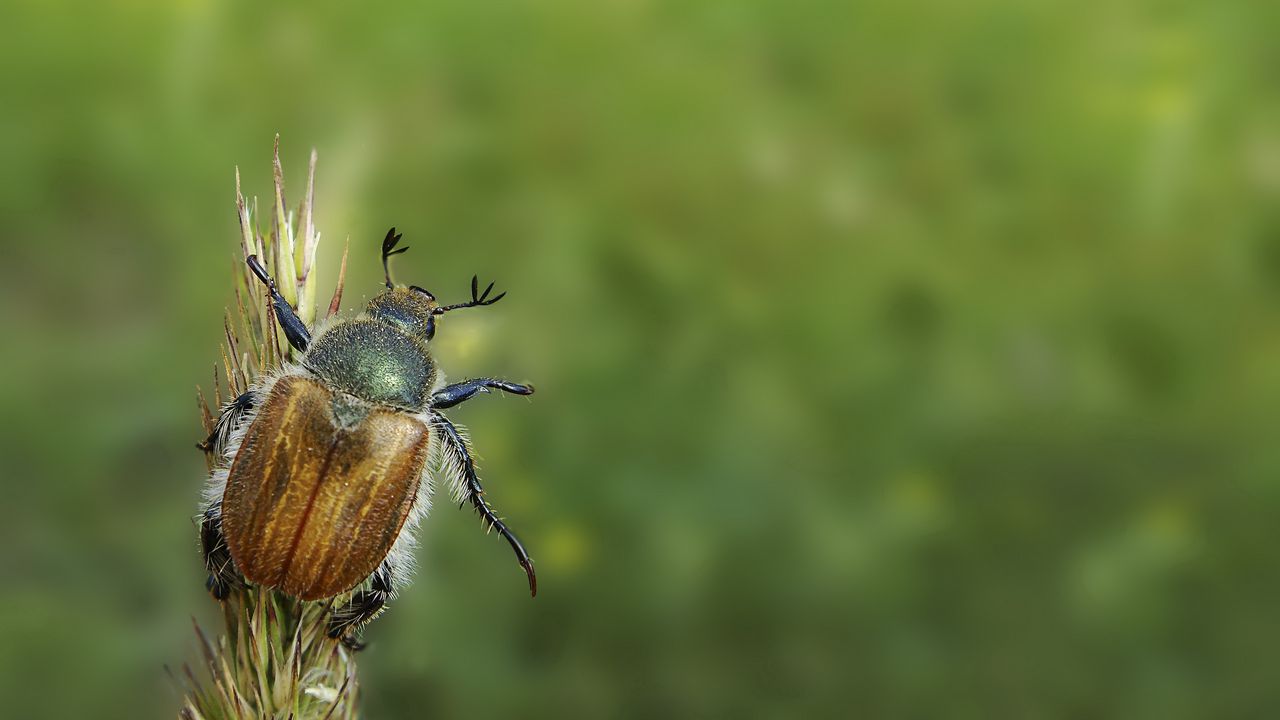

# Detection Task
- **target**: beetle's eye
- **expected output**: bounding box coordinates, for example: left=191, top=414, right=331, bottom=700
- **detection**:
left=409, top=285, right=435, bottom=301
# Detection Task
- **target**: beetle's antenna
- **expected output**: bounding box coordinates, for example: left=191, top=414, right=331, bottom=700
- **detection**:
left=381, top=227, right=408, bottom=288
left=433, top=274, right=508, bottom=314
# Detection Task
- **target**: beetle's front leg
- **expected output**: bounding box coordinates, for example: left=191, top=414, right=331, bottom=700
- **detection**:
left=246, top=255, right=311, bottom=353
left=431, top=378, right=534, bottom=409
left=431, top=411, right=536, bottom=596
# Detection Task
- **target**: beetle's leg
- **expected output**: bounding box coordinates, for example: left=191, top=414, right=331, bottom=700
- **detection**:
left=328, top=563, right=395, bottom=650
left=246, top=255, right=311, bottom=352
left=197, top=392, right=254, bottom=599
left=197, top=390, right=255, bottom=457
left=200, top=506, right=243, bottom=600
left=431, top=378, right=535, bottom=409
left=431, top=411, right=537, bottom=597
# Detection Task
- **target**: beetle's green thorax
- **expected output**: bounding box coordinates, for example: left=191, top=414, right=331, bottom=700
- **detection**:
left=303, top=317, right=437, bottom=410
left=364, top=287, right=438, bottom=340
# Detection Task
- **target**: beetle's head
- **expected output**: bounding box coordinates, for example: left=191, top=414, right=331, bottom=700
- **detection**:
left=371, top=227, right=505, bottom=341
left=369, top=228, right=443, bottom=339
left=366, top=286, right=439, bottom=340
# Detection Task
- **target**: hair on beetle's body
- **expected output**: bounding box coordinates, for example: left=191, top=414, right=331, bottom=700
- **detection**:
left=199, top=228, right=535, bottom=648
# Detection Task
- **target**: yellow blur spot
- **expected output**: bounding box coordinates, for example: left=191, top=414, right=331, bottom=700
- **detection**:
left=1145, top=85, right=1189, bottom=121
left=890, top=470, right=940, bottom=515
left=1140, top=500, right=1191, bottom=541
left=543, top=523, right=590, bottom=576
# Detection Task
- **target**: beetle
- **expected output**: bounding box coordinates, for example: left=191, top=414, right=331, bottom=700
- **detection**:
left=198, top=228, right=536, bottom=647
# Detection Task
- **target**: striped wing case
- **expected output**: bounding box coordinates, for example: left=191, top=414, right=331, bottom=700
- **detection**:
left=221, top=374, right=431, bottom=600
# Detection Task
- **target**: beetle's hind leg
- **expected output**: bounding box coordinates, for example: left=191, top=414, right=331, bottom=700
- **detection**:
left=328, top=564, right=395, bottom=650
left=197, top=389, right=255, bottom=599
left=197, top=390, right=255, bottom=457
left=200, top=506, right=243, bottom=600
left=431, top=411, right=537, bottom=597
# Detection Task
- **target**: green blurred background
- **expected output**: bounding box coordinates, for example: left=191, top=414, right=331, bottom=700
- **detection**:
left=2, top=0, right=1278, bottom=717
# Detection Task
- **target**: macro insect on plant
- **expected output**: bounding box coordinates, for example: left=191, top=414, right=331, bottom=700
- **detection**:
left=198, top=228, right=537, bottom=649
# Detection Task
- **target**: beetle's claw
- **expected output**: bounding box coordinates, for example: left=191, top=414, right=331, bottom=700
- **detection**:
left=340, top=634, right=368, bottom=652
left=521, top=558, right=537, bottom=597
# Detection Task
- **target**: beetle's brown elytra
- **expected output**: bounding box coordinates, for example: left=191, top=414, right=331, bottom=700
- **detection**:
left=199, top=228, right=537, bottom=647
left=221, top=375, right=430, bottom=601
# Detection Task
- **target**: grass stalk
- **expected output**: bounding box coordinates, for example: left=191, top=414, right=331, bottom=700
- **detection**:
left=176, top=137, right=360, bottom=720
